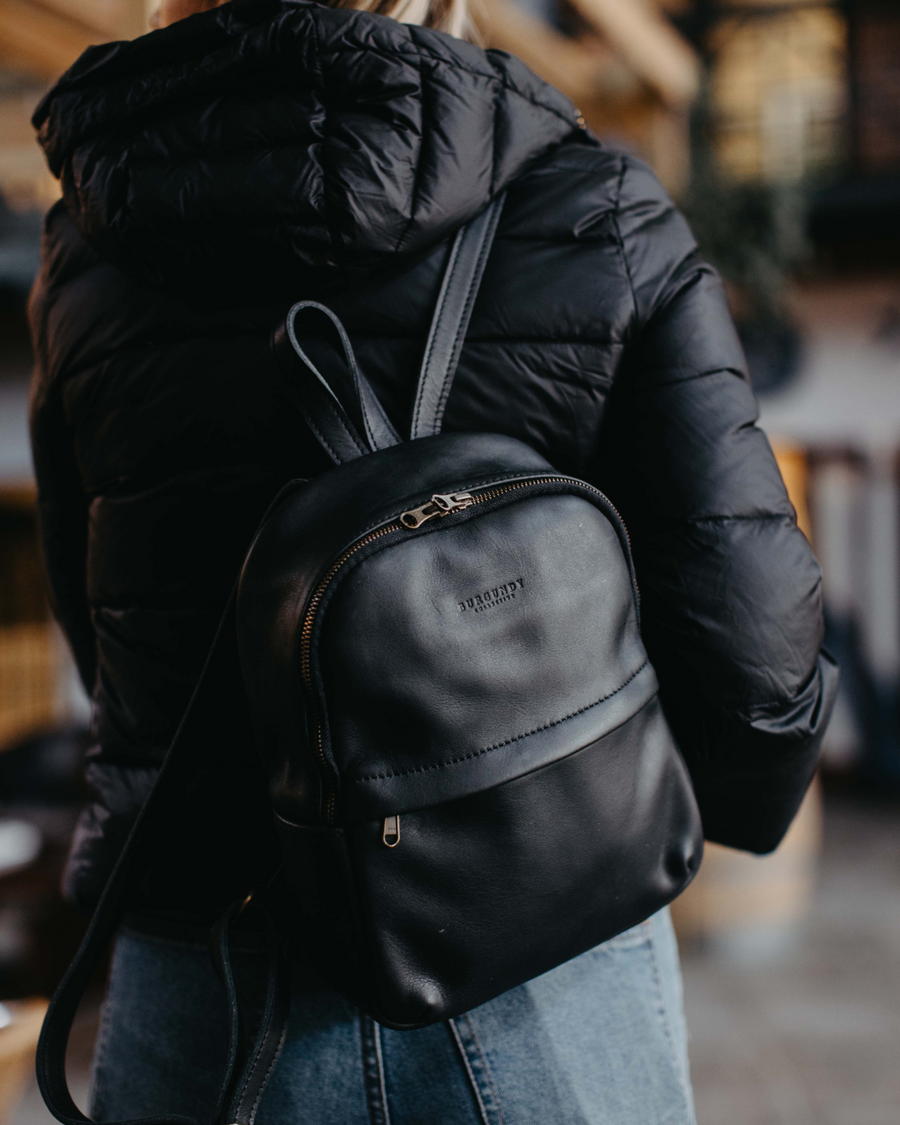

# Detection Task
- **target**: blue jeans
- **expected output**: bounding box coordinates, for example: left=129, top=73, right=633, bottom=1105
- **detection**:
left=90, top=908, right=695, bottom=1125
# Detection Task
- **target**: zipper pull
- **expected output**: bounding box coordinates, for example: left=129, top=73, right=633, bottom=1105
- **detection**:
left=432, top=492, right=475, bottom=514
left=382, top=815, right=401, bottom=847
left=400, top=492, right=475, bottom=529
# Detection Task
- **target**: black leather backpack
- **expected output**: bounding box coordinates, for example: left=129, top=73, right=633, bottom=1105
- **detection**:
left=38, top=194, right=702, bottom=1125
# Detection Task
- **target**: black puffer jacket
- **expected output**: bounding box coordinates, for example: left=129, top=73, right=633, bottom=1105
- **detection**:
left=30, top=0, right=837, bottom=913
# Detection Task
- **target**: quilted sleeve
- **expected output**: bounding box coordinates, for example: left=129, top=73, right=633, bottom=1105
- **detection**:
left=28, top=203, right=96, bottom=696
left=597, top=156, right=838, bottom=854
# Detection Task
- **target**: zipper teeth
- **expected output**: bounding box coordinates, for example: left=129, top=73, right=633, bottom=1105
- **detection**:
left=476, top=477, right=630, bottom=549
left=299, top=522, right=399, bottom=683
left=299, top=474, right=628, bottom=823
left=300, top=521, right=400, bottom=822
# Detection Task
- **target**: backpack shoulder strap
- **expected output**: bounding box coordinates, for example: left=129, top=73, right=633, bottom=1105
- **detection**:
left=410, top=193, right=506, bottom=441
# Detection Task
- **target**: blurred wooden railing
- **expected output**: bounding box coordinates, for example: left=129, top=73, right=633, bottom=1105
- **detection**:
left=0, top=485, right=61, bottom=755
left=0, top=624, right=60, bottom=750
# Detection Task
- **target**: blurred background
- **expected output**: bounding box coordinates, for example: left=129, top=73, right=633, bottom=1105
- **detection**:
left=0, top=2, right=898, bottom=1124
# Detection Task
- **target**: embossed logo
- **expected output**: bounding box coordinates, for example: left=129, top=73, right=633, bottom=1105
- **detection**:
left=458, top=578, right=525, bottom=614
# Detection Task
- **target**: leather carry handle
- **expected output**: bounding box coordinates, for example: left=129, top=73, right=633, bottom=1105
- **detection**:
left=272, top=301, right=401, bottom=466
left=273, top=193, right=505, bottom=464
left=411, top=193, right=505, bottom=440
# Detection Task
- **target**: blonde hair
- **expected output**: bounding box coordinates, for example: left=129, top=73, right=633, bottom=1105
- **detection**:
left=159, top=0, right=471, bottom=38
left=331, top=0, right=471, bottom=39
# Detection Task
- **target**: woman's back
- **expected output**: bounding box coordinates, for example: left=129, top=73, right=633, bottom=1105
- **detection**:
left=28, top=5, right=838, bottom=1123
left=30, top=0, right=833, bottom=926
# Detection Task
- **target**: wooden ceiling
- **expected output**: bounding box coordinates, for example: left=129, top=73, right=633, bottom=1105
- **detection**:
left=0, top=0, right=146, bottom=81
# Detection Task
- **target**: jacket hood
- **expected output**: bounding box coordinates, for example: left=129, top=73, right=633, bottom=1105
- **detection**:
left=34, top=0, right=584, bottom=298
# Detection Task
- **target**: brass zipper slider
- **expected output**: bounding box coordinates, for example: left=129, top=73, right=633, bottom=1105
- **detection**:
left=382, top=815, right=401, bottom=847
left=400, top=492, right=475, bottom=530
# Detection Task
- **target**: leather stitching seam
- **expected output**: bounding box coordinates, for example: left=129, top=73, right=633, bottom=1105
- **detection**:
left=300, top=407, right=344, bottom=465
left=434, top=207, right=496, bottom=432
left=413, top=234, right=460, bottom=437
left=248, top=1019, right=288, bottom=1125
left=303, top=391, right=368, bottom=461
left=433, top=197, right=503, bottom=431
left=353, top=659, right=650, bottom=783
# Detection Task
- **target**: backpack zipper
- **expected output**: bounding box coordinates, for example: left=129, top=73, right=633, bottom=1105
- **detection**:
left=298, top=476, right=629, bottom=825
left=400, top=491, right=477, bottom=528
left=382, top=815, right=401, bottom=847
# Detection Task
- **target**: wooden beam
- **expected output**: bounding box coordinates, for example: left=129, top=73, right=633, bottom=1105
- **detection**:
left=0, top=0, right=144, bottom=81
left=475, top=0, right=625, bottom=107
left=0, top=0, right=103, bottom=79
left=34, top=0, right=144, bottom=39
left=567, top=0, right=700, bottom=108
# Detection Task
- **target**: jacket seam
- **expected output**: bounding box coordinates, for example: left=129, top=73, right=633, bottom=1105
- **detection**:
left=635, top=512, right=794, bottom=541
left=352, top=659, right=650, bottom=783
left=322, top=38, right=578, bottom=132
left=693, top=695, right=821, bottom=732
left=464, top=334, right=623, bottom=348
left=394, top=50, right=427, bottom=255
left=639, top=255, right=717, bottom=335
left=496, top=231, right=618, bottom=245
left=488, top=53, right=501, bottom=198
left=39, top=329, right=282, bottom=385
left=310, top=12, right=345, bottom=268
left=304, top=5, right=581, bottom=124
left=632, top=512, right=795, bottom=549
left=126, top=136, right=329, bottom=168
left=635, top=364, right=748, bottom=391
left=688, top=512, right=794, bottom=525
left=42, top=330, right=627, bottom=386
left=611, top=155, right=639, bottom=332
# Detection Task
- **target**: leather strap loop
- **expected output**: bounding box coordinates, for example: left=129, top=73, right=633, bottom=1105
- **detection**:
left=410, top=194, right=506, bottom=440
left=273, top=302, right=400, bottom=466
left=222, top=901, right=289, bottom=1125
left=35, top=592, right=289, bottom=1125
left=208, top=898, right=247, bottom=1125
